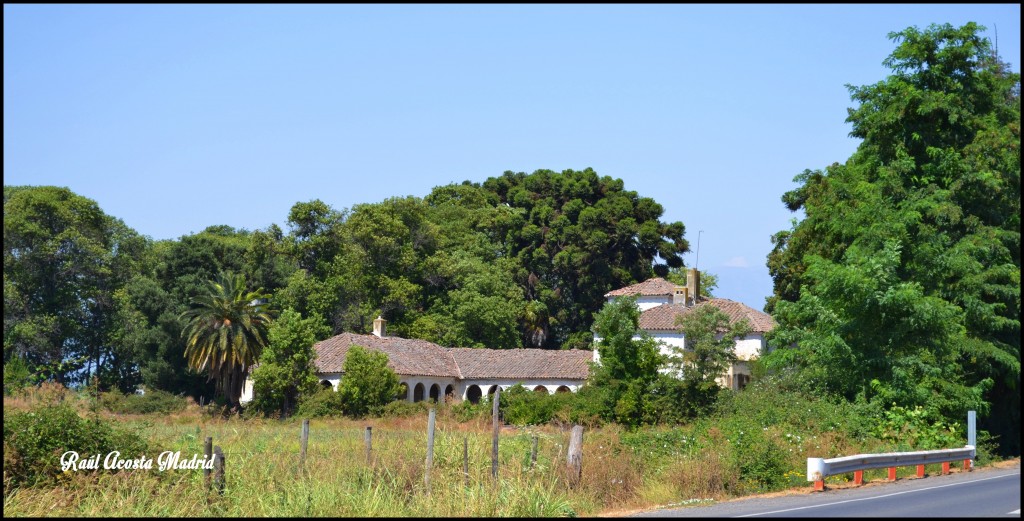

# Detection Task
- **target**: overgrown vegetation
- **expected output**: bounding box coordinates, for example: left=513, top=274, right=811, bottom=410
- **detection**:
left=4, top=387, right=149, bottom=488
left=248, top=308, right=327, bottom=418
left=764, top=22, right=1020, bottom=455
left=99, top=389, right=190, bottom=415
left=3, top=382, right=997, bottom=516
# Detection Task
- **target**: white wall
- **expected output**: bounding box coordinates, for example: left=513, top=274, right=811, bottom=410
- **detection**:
left=458, top=378, right=582, bottom=400
left=240, top=378, right=254, bottom=403
left=401, top=377, right=460, bottom=403
left=734, top=335, right=765, bottom=360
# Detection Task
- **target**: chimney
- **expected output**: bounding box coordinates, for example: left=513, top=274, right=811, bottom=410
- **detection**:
left=686, top=268, right=700, bottom=305
left=673, top=286, right=688, bottom=305
left=372, top=316, right=387, bottom=337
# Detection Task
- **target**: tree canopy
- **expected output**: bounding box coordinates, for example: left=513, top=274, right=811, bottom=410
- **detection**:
left=763, top=22, right=1020, bottom=454
left=4, top=186, right=147, bottom=389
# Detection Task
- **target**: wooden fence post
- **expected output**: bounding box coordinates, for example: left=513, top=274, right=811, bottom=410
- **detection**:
left=566, top=425, right=583, bottom=488
left=530, top=435, right=538, bottom=470
left=365, top=426, right=373, bottom=466
left=425, top=407, right=436, bottom=491
left=491, top=387, right=501, bottom=480
left=300, top=419, right=310, bottom=473
left=204, top=436, right=212, bottom=490
left=213, top=445, right=225, bottom=495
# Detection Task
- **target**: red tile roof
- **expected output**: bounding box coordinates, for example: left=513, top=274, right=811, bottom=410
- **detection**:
left=604, top=277, right=679, bottom=297
left=313, top=332, right=591, bottom=380
left=449, top=348, right=591, bottom=379
left=638, top=298, right=776, bottom=333
left=313, top=333, right=459, bottom=377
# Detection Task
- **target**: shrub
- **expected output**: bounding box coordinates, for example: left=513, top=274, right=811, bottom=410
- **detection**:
left=248, top=308, right=324, bottom=418
left=872, top=404, right=964, bottom=451
left=100, top=389, right=189, bottom=415
left=558, top=385, right=610, bottom=427
left=3, top=357, right=34, bottom=396
left=495, top=385, right=586, bottom=426
left=375, top=400, right=430, bottom=418
left=336, top=346, right=401, bottom=418
left=295, top=387, right=345, bottom=418
left=499, top=385, right=549, bottom=426
left=3, top=403, right=148, bottom=488
left=727, top=424, right=788, bottom=493
left=449, top=399, right=487, bottom=422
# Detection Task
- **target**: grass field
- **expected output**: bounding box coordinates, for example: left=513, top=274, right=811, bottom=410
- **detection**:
left=3, top=385, right=996, bottom=517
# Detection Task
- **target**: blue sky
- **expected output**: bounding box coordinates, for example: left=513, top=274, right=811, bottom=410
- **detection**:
left=4, top=4, right=1020, bottom=312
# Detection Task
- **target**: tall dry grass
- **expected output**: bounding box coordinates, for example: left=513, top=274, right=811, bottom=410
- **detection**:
left=4, top=385, right=901, bottom=517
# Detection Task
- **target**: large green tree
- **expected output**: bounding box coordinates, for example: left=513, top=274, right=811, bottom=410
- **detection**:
left=4, top=186, right=147, bottom=389
left=764, top=23, right=1020, bottom=454
left=114, top=225, right=293, bottom=400
left=181, top=271, right=274, bottom=409
left=277, top=172, right=687, bottom=352
left=589, top=296, right=664, bottom=426
left=668, top=305, right=751, bottom=416
left=481, top=168, right=688, bottom=349
left=249, top=308, right=327, bottom=418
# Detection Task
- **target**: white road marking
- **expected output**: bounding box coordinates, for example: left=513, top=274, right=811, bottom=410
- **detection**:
left=1007, top=508, right=1019, bottom=515
left=736, top=472, right=1021, bottom=517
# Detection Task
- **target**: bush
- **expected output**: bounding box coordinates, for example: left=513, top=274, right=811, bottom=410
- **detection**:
left=559, top=385, right=611, bottom=427
left=724, top=420, right=788, bottom=493
left=3, top=403, right=149, bottom=488
left=100, top=389, right=189, bottom=415
left=336, top=346, right=401, bottom=418
left=450, top=399, right=489, bottom=422
left=3, top=357, right=34, bottom=396
left=295, top=387, right=345, bottom=418
left=375, top=400, right=430, bottom=418
left=499, top=385, right=557, bottom=426
left=871, top=404, right=965, bottom=451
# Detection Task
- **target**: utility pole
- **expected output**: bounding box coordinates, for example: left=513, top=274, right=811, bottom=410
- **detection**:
left=695, top=230, right=703, bottom=271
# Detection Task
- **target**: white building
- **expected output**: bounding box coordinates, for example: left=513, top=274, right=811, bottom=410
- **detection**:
left=241, top=316, right=590, bottom=404
left=596, top=269, right=776, bottom=390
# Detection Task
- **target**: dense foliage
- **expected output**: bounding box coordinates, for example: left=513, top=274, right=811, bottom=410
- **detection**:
left=764, top=22, right=1020, bottom=455
left=589, top=296, right=664, bottom=426
left=248, top=308, right=327, bottom=417
left=4, top=168, right=686, bottom=408
left=4, top=186, right=148, bottom=390
left=663, top=305, right=751, bottom=418
left=3, top=401, right=149, bottom=487
left=335, top=345, right=402, bottom=418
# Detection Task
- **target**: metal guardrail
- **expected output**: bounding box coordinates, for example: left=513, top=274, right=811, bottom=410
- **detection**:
left=807, top=445, right=975, bottom=491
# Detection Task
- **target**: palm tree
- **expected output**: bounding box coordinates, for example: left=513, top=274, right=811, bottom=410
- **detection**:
left=181, top=272, right=273, bottom=410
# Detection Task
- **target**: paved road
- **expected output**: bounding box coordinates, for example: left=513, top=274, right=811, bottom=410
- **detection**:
left=633, top=462, right=1020, bottom=517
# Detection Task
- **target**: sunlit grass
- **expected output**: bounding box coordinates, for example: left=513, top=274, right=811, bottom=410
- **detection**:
left=5, top=389, right=961, bottom=517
